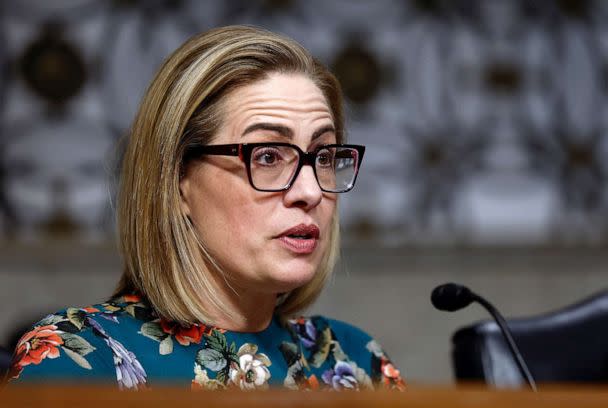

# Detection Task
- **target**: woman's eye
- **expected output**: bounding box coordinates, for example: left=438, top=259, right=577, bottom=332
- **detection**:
left=316, top=150, right=334, bottom=167
left=253, top=149, right=282, bottom=166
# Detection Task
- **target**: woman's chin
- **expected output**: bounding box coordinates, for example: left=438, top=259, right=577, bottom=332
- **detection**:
left=269, top=266, right=317, bottom=293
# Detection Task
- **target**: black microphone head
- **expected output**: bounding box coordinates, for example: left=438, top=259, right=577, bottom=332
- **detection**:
left=431, top=283, right=474, bottom=312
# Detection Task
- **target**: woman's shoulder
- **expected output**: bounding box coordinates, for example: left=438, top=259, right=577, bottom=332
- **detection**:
left=286, top=314, right=406, bottom=391
left=11, top=293, right=154, bottom=346
left=6, top=294, right=152, bottom=385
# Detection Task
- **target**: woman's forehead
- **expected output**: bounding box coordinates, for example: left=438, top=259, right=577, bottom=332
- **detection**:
left=225, top=74, right=330, bottom=113
left=219, top=74, right=334, bottom=137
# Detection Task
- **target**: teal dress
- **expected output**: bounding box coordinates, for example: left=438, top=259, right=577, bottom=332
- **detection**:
left=7, top=294, right=405, bottom=390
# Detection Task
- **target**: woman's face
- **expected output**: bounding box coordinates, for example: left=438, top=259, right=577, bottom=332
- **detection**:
left=180, top=73, right=337, bottom=298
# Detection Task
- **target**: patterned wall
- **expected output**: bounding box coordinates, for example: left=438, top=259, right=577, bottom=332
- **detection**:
left=1, top=0, right=608, bottom=245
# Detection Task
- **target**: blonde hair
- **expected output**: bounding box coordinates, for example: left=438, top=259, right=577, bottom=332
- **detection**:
left=115, top=25, right=344, bottom=324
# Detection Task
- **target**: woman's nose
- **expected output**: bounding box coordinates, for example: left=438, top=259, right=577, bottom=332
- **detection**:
left=282, top=165, right=323, bottom=210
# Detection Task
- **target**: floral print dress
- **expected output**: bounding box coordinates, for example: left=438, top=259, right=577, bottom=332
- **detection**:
left=6, top=295, right=405, bottom=391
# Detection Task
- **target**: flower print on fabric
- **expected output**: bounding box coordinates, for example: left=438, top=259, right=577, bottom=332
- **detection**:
left=107, top=294, right=157, bottom=322
left=8, top=312, right=97, bottom=380
left=290, top=318, right=317, bottom=349
left=367, top=340, right=406, bottom=391
left=289, top=316, right=332, bottom=368
left=192, top=330, right=271, bottom=390
left=325, top=341, right=373, bottom=391
left=193, top=329, right=237, bottom=387
left=87, top=316, right=147, bottom=390
left=279, top=341, right=319, bottom=390
left=94, top=294, right=156, bottom=324
left=9, top=325, right=64, bottom=379
left=122, top=294, right=142, bottom=303
left=140, top=318, right=216, bottom=355
left=322, top=361, right=359, bottom=390
left=8, top=298, right=404, bottom=391
left=283, top=317, right=374, bottom=391
left=228, top=344, right=272, bottom=390
left=67, top=305, right=121, bottom=326
left=192, top=364, right=225, bottom=390
left=160, top=319, right=213, bottom=346
left=14, top=325, right=64, bottom=365
left=107, top=336, right=147, bottom=390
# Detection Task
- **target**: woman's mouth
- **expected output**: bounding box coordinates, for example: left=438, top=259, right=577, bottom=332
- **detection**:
left=276, top=224, right=320, bottom=255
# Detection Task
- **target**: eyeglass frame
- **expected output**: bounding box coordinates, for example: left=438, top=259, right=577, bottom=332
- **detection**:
left=183, top=142, right=366, bottom=193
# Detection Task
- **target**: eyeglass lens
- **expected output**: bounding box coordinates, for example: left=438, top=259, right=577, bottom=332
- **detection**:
left=249, top=145, right=359, bottom=192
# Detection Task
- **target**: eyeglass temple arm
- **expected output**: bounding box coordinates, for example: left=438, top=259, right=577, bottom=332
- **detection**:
left=193, top=144, right=240, bottom=156
left=184, top=144, right=242, bottom=162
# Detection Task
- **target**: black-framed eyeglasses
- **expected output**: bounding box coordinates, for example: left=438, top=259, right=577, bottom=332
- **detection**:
left=184, top=143, right=365, bottom=193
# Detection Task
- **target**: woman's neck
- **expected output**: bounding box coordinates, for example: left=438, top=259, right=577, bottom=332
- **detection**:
left=203, top=277, right=278, bottom=333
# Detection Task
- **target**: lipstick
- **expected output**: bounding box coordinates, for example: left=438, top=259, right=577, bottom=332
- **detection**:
left=276, top=224, right=320, bottom=255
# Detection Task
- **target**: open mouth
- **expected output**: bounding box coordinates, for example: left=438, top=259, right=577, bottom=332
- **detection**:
left=277, top=224, right=320, bottom=254
left=287, top=233, right=313, bottom=239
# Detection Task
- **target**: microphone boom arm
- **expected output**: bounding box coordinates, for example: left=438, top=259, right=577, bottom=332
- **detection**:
left=472, top=294, right=538, bottom=392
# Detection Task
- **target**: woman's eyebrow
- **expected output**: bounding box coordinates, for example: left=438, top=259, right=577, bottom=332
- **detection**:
left=242, top=123, right=293, bottom=139
left=241, top=123, right=335, bottom=141
left=311, top=125, right=336, bottom=141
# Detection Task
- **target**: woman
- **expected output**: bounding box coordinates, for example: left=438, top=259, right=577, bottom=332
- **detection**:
left=6, top=26, right=405, bottom=391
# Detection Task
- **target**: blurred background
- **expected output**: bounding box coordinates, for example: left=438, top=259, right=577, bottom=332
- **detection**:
left=1, top=0, right=608, bottom=384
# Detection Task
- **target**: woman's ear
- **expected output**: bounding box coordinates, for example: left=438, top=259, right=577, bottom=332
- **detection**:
left=179, top=175, right=191, bottom=217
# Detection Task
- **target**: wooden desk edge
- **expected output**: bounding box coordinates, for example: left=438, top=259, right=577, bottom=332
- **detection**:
left=2, top=383, right=608, bottom=407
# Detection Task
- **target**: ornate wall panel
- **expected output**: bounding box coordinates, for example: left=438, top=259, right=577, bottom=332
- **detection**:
left=1, top=0, right=607, bottom=246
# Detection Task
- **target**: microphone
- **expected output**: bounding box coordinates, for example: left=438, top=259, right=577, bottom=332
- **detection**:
left=431, top=283, right=537, bottom=392
left=430, top=282, right=474, bottom=311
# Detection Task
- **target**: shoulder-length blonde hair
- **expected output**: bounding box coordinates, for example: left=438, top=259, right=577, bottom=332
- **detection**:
left=114, top=25, right=344, bottom=325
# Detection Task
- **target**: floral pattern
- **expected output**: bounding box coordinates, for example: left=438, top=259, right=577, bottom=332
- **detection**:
left=108, top=336, right=147, bottom=390
left=228, top=344, right=272, bottom=390
left=192, top=364, right=224, bottom=390
left=290, top=317, right=318, bottom=349
left=139, top=318, right=217, bottom=355
left=8, top=300, right=146, bottom=389
left=322, top=361, right=358, bottom=390
left=160, top=319, right=214, bottom=346
left=191, top=329, right=272, bottom=390
left=8, top=311, right=98, bottom=380
left=14, top=325, right=64, bottom=366
left=9, top=325, right=64, bottom=379
left=283, top=317, right=403, bottom=391
left=87, top=317, right=147, bottom=390
left=8, top=295, right=405, bottom=391
left=367, top=339, right=406, bottom=391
